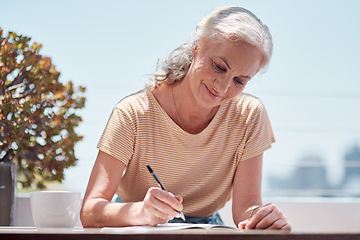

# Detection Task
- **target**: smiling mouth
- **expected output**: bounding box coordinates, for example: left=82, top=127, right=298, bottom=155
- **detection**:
left=205, top=84, right=222, bottom=98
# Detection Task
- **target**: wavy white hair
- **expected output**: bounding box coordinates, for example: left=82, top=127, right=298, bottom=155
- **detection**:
left=151, top=6, right=273, bottom=86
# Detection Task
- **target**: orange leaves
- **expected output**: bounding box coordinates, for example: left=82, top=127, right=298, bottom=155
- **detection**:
left=1, top=64, right=11, bottom=73
left=0, top=28, right=86, bottom=190
left=31, top=42, right=42, bottom=51
left=39, top=57, right=52, bottom=71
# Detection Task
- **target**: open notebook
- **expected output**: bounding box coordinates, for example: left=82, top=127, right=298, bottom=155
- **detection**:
left=101, top=223, right=242, bottom=234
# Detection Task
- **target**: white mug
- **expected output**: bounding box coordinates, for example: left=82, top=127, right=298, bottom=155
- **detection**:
left=30, top=191, right=82, bottom=228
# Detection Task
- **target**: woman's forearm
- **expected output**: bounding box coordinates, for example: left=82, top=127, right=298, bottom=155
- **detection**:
left=80, top=198, right=144, bottom=228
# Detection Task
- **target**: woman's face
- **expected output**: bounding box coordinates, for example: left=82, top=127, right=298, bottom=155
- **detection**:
left=185, top=37, right=261, bottom=109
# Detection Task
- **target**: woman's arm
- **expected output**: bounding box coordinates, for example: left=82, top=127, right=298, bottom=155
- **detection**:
left=80, top=150, right=183, bottom=227
left=232, top=153, right=291, bottom=231
left=232, top=153, right=264, bottom=225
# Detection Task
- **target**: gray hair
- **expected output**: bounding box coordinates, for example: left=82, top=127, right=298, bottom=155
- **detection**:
left=151, top=6, right=273, bottom=86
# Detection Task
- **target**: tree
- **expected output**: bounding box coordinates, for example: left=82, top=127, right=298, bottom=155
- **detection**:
left=0, top=28, right=86, bottom=189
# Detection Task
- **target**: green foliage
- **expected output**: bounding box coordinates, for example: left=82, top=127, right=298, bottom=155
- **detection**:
left=0, top=28, right=86, bottom=189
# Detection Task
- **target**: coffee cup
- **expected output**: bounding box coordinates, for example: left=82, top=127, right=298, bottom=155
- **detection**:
left=30, top=191, right=82, bottom=228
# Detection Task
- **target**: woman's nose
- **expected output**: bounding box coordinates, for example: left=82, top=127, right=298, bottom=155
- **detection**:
left=213, top=77, right=231, bottom=94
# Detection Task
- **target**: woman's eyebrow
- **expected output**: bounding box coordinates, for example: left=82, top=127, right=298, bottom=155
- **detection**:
left=218, top=56, right=251, bottom=79
left=219, top=56, right=231, bottom=69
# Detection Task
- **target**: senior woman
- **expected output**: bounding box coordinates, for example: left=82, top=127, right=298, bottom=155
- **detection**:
left=81, top=6, right=291, bottom=231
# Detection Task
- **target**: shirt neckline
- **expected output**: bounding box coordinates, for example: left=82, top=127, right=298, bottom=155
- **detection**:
left=146, top=87, right=225, bottom=136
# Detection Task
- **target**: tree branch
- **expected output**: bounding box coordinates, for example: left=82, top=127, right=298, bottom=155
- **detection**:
left=17, top=157, right=32, bottom=187
left=0, top=148, right=14, bottom=163
left=0, top=68, right=28, bottom=96
left=6, top=68, right=28, bottom=89
left=10, top=86, right=37, bottom=99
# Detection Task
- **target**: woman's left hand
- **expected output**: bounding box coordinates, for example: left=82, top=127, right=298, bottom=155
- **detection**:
left=238, top=203, right=292, bottom=231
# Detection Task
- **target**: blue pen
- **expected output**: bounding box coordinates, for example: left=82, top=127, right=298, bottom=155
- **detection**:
left=146, top=165, right=186, bottom=221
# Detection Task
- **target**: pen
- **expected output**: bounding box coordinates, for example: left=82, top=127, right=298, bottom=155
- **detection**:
left=146, top=165, right=186, bottom=221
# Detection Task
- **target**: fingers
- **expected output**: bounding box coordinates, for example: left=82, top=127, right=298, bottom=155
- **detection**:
left=151, top=188, right=183, bottom=212
left=143, top=187, right=183, bottom=225
left=242, top=203, right=292, bottom=232
left=174, top=195, right=183, bottom=204
left=238, top=219, right=249, bottom=229
left=150, top=191, right=180, bottom=218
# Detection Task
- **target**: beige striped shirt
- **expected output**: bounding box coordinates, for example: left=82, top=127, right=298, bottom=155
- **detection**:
left=97, top=88, right=275, bottom=217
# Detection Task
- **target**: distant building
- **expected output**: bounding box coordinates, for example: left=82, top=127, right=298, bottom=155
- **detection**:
left=289, top=154, right=329, bottom=192
left=268, top=144, right=360, bottom=197
left=341, top=144, right=360, bottom=193
left=268, top=154, right=330, bottom=196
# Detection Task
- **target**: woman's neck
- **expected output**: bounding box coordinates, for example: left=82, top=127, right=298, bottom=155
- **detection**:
left=152, top=82, right=219, bottom=134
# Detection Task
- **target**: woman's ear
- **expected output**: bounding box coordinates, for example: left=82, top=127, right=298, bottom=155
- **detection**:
left=191, top=41, right=199, bottom=57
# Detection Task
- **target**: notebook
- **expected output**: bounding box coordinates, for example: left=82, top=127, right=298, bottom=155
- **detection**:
left=101, top=223, right=242, bottom=234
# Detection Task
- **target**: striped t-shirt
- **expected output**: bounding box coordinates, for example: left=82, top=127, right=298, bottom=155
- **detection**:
left=97, top=87, right=275, bottom=217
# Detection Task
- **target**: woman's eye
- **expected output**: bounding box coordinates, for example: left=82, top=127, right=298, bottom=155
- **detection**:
left=234, top=77, right=244, bottom=86
left=213, top=61, right=226, bottom=72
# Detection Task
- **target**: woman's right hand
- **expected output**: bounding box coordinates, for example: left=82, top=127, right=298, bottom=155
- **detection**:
left=140, top=187, right=184, bottom=226
left=81, top=151, right=184, bottom=227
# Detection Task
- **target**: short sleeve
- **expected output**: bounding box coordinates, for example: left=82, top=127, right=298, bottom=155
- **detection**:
left=97, top=104, right=136, bottom=166
left=237, top=100, right=275, bottom=162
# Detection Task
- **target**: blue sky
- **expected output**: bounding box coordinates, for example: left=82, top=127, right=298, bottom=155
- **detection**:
left=1, top=0, right=360, bottom=195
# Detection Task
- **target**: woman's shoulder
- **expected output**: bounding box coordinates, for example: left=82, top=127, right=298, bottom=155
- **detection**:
left=222, top=93, right=269, bottom=124
left=114, top=88, right=152, bottom=110
left=229, top=92, right=263, bottom=109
